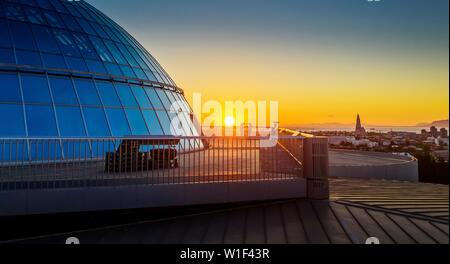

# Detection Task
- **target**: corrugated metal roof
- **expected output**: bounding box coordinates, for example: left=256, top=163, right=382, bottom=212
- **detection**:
left=8, top=177, right=449, bottom=244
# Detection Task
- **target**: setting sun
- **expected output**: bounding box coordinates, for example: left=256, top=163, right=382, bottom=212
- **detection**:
left=224, top=116, right=236, bottom=127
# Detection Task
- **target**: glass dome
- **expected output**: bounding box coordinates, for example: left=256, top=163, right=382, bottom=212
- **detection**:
left=0, top=0, right=199, bottom=142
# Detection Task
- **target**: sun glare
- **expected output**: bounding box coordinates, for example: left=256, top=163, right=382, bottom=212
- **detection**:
left=224, top=116, right=236, bottom=127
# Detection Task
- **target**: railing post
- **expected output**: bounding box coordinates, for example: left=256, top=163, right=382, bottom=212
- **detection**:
left=304, top=137, right=329, bottom=199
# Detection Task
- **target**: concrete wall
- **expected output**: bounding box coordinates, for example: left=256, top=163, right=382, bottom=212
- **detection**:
left=0, top=179, right=306, bottom=216
left=330, top=159, right=419, bottom=182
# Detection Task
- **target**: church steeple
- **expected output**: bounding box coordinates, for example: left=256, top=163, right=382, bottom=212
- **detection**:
left=356, top=114, right=362, bottom=130
left=355, top=114, right=366, bottom=138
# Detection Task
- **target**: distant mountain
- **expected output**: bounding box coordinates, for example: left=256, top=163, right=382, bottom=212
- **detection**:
left=416, top=119, right=449, bottom=128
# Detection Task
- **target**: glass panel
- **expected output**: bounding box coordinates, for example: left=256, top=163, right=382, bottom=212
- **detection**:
left=42, top=53, right=66, bottom=69
left=74, top=79, right=101, bottom=106
left=82, top=107, right=111, bottom=137
left=9, top=21, right=36, bottom=50
left=76, top=18, right=96, bottom=35
left=85, top=59, right=106, bottom=74
left=104, top=62, right=122, bottom=76
left=0, top=104, right=26, bottom=137
left=0, top=72, right=21, bottom=103
left=105, top=108, right=131, bottom=136
left=65, top=56, right=88, bottom=71
left=24, top=7, right=46, bottom=25
left=142, top=109, right=163, bottom=135
left=119, top=65, right=136, bottom=78
left=144, top=88, right=163, bottom=109
left=21, top=75, right=52, bottom=104
left=115, top=84, right=138, bottom=107
left=72, top=32, right=98, bottom=59
left=156, top=111, right=173, bottom=135
left=55, top=106, right=86, bottom=136
left=124, top=109, right=149, bottom=135
left=0, top=20, right=12, bottom=47
left=89, top=36, right=113, bottom=62
left=165, top=91, right=183, bottom=112
left=49, top=77, right=78, bottom=105
left=53, top=29, right=81, bottom=57
left=156, top=89, right=172, bottom=110
left=0, top=48, right=15, bottom=64
left=16, top=50, right=42, bottom=66
left=131, top=86, right=152, bottom=109
left=60, top=14, right=82, bottom=32
left=115, top=42, right=138, bottom=67
left=103, top=39, right=127, bottom=65
left=96, top=81, right=121, bottom=107
left=36, top=0, right=53, bottom=10
left=25, top=104, right=58, bottom=136
left=42, top=10, right=64, bottom=28
left=4, top=3, right=26, bottom=22
left=32, top=25, right=60, bottom=53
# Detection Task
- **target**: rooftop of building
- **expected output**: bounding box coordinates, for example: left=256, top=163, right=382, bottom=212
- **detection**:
left=8, top=177, right=448, bottom=244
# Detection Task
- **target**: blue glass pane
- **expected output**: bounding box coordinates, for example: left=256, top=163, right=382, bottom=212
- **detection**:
left=0, top=72, right=21, bottom=103
left=156, top=111, right=173, bottom=135
left=36, top=0, right=52, bottom=10
left=115, top=84, right=138, bottom=107
left=49, top=77, right=78, bottom=105
left=85, top=59, right=106, bottom=74
left=16, top=50, right=42, bottom=66
left=53, top=29, right=81, bottom=57
left=125, top=109, right=148, bottom=135
left=145, top=88, right=164, bottom=109
left=9, top=21, right=36, bottom=50
left=116, top=42, right=138, bottom=67
left=156, top=89, right=172, bottom=110
left=144, top=70, right=158, bottom=82
left=103, top=39, right=127, bottom=64
left=166, top=91, right=183, bottom=112
left=60, top=14, right=82, bottom=32
left=25, top=104, right=58, bottom=137
left=0, top=104, right=26, bottom=137
left=72, top=32, right=98, bottom=59
left=65, top=56, right=88, bottom=71
left=142, top=109, right=164, bottom=135
left=42, top=53, right=67, bottom=68
left=74, top=79, right=101, bottom=106
left=76, top=18, right=96, bottom=35
left=89, top=36, right=113, bottom=62
left=104, top=62, right=122, bottom=76
left=96, top=82, right=121, bottom=107
left=32, top=25, right=60, bottom=53
left=133, top=68, right=148, bottom=80
left=120, top=65, right=136, bottom=78
left=131, top=86, right=152, bottom=109
left=82, top=107, right=111, bottom=137
left=21, top=75, right=52, bottom=103
left=4, top=3, right=26, bottom=22
left=24, top=7, right=46, bottom=25
left=43, top=10, right=64, bottom=28
left=0, top=20, right=12, bottom=47
left=55, top=106, right=86, bottom=137
left=105, top=108, right=131, bottom=136
left=0, top=48, right=15, bottom=64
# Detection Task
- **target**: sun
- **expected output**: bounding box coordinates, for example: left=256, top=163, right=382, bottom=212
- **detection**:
left=224, top=116, right=236, bottom=127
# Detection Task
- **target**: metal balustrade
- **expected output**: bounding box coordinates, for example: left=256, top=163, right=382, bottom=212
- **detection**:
left=0, top=136, right=308, bottom=191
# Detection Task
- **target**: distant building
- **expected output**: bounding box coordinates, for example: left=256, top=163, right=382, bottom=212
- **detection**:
left=430, top=126, right=439, bottom=137
left=355, top=114, right=367, bottom=139
left=329, top=136, right=347, bottom=146
left=440, top=128, right=448, bottom=138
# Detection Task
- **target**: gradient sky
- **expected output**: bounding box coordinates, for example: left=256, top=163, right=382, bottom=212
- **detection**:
left=90, top=0, right=449, bottom=126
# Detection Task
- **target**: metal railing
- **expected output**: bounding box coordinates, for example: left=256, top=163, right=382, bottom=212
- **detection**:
left=0, top=136, right=306, bottom=191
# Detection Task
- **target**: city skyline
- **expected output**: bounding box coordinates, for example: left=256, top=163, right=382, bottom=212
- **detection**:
left=90, top=0, right=449, bottom=126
